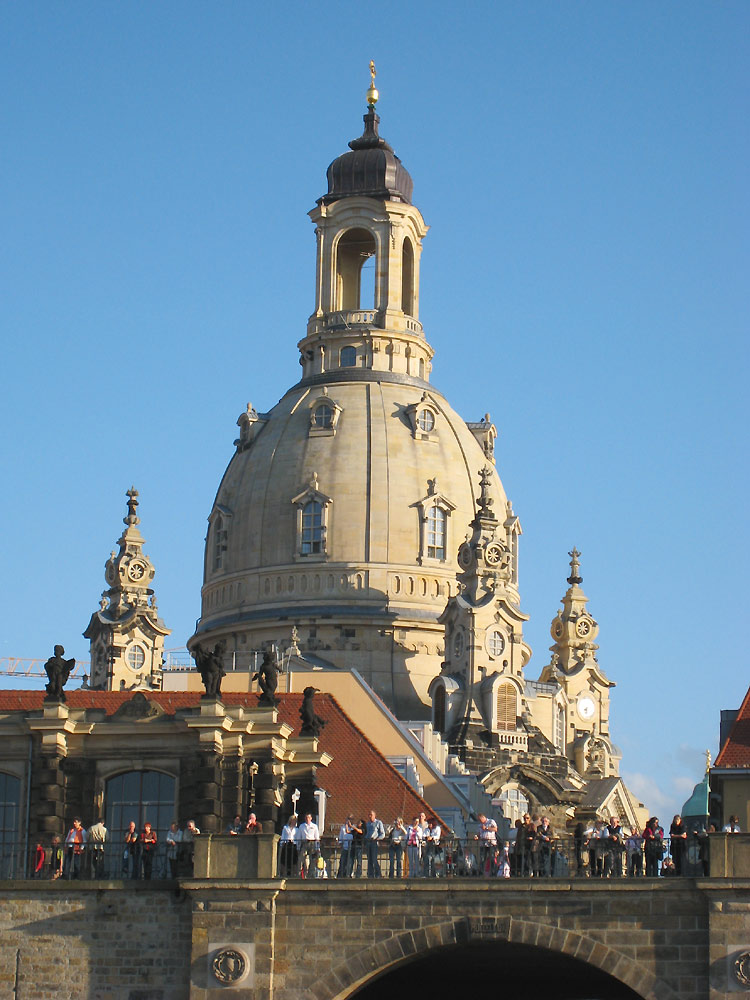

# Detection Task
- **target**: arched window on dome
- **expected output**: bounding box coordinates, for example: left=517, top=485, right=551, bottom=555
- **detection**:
left=0, top=772, right=20, bottom=877
left=208, top=506, right=232, bottom=577
left=401, top=237, right=414, bottom=316
left=433, top=685, right=446, bottom=735
left=291, top=477, right=332, bottom=562
left=496, top=682, right=517, bottom=732
left=335, top=228, right=377, bottom=311
left=308, top=390, right=342, bottom=438
left=426, top=506, right=446, bottom=560
left=301, top=501, right=323, bottom=555
left=413, top=482, right=455, bottom=565
left=312, top=404, right=333, bottom=428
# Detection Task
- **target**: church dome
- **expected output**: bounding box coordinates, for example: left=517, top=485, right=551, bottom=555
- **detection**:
left=191, top=82, right=520, bottom=720
left=321, top=109, right=413, bottom=205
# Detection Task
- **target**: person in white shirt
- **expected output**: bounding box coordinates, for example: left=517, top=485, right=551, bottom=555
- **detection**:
left=87, top=818, right=107, bottom=879
left=723, top=815, right=742, bottom=833
left=406, top=816, right=423, bottom=878
left=423, top=819, right=442, bottom=877
left=166, top=821, right=182, bottom=879
left=279, top=815, right=298, bottom=877
left=475, top=813, right=498, bottom=875
left=388, top=817, right=407, bottom=878
left=296, top=813, right=320, bottom=876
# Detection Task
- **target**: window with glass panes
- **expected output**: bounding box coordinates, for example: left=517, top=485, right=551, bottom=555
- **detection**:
left=301, top=500, right=323, bottom=554
left=426, top=506, right=446, bottom=559
left=0, top=773, right=20, bottom=878
left=499, top=786, right=529, bottom=825
left=105, top=770, right=175, bottom=847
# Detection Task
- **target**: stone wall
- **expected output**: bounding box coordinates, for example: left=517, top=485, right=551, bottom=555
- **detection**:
left=0, top=882, right=191, bottom=1000
left=0, top=878, right=749, bottom=999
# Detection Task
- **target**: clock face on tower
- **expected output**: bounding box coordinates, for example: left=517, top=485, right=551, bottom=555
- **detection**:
left=128, top=562, right=146, bottom=582
left=576, top=618, right=592, bottom=638
left=577, top=695, right=595, bottom=720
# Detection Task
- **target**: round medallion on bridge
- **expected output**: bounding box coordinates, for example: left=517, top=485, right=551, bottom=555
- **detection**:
left=734, top=952, right=750, bottom=987
left=212, top=948, right=247, bottom=985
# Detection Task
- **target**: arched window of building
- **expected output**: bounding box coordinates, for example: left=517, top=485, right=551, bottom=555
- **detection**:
left=426, top=506, right=447, bottom=560
left=301, top=500, right=324, bottom=555
left=417, top=409, right=435, bottom=432
left=496, top=682, right=517, bottom=731
left=0, top=773, right=20, bottom=877
left=339, top=346, right=357, bottom=368
left=213, top=513, right=228, bottom=572
left=498, top=785, right=529, bottom=825
left=433, top=685, right=446, bottom=734
left=336, top=228, right=377, bottom=310
left=105, top=770, right=176, bottom=849
left=401, top=237, right=414, bottom=315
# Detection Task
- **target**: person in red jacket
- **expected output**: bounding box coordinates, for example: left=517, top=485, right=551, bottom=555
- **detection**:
left=643, top=816, right=664, bottom=877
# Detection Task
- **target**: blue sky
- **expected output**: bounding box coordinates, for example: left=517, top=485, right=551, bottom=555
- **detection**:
left=1, top=1, right=748, bottom=823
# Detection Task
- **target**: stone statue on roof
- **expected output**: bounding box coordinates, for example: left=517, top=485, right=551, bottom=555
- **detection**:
left=44, top=645, right=76, bottom=703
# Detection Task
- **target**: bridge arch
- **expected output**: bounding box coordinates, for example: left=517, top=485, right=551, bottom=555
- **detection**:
left=320, top=917, right=682, bottom=1000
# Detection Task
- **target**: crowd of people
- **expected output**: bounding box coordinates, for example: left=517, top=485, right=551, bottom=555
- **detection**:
left=25, top=808, right=741, bottom=881
left=32, top=817, right=202, bottom=880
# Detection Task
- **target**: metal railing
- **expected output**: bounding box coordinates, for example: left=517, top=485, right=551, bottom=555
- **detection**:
left=275, top=835, right=682, bottom=880
left=1, top=840, right=195, bottom=881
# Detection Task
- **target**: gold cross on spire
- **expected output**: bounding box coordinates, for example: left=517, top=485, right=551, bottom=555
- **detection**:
left=367, top=60, right=379, bottom=109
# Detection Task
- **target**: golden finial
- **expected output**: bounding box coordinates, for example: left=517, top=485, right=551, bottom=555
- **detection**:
left=366, top=60, right=379, bottom=109
left=705, top=748, right=712, bottom=773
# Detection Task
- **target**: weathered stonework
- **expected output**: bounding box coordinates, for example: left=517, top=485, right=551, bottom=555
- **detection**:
left=1, top=879, right=749, bottom=999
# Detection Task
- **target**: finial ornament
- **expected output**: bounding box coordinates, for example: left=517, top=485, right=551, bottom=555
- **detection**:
left=366, top=60, right=379, bottom=109
left=705, top=748, right=712, bottom=773
left=567, top=547, right=582, bottom=585
left=125, top=486, right=140, bottom=526
left=477, top=466, right=495, bottom=514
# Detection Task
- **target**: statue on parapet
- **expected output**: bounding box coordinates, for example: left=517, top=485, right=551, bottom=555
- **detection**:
left=44, top=645, right=76, bottom=703
left=193, top=640, right=226, bottom=698
left=299, top=686, right=326, bottom=739
left=253, top=649, right=279, bottom=708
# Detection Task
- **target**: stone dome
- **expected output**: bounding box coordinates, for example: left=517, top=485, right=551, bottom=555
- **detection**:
left=321, top=109, right=413, bottom=206
left=193, top=373, right=514, bottom=717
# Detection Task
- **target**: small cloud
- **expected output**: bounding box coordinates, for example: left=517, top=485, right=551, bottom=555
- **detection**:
left=623, top=772, right=673, bottom=814
left=674, top=775, right=696, bottom=796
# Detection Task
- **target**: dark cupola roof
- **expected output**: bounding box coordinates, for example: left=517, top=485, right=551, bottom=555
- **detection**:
left=320, top=108, right=413, bottom=206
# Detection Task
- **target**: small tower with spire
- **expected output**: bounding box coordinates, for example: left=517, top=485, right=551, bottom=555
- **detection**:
left=83, top=488, right=171, bottom=691
left=539, top=550, right=618, bottom=774
left=429, top=468, right=530, bottom=749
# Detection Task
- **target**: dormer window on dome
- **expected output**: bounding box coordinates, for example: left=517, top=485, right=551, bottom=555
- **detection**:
left=406, top=394, right=439, bottom=442
left=413, top=478, right=456, bottom=565
left=308, top=389, right=342, bottom=437
left=291, top=474, right=332, bottom=562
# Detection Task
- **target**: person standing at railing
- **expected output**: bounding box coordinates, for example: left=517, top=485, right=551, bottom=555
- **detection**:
left=166, top=822, right=181, bottom=879
left=723, top=815, right=742, bottom=833
left=606, top=816, right=624, bottom=877
left=475, top=813, right=498, bottom=876
left=388, top=817, right=407, bottom=878
left=88, top=817, right=108, bottom=879
left=643, top=817, right=664, bottom=877
left=296, top=813, right=320, bottom=877
left=423, top=818, right=441, bottom=878
left=625, top=828, right=644, bottom=877
left=64, top=817, right=87, bottom=879
left=140, top=822, right=157, bottom=880
left=669, top=815, right=688, bottom=875
left=406, top=816, right=423, bottom=877
left=350, top=818, right=365, bottom=878
left=33, top=842, right=46, bottom=878
left=50, top=835, right=63, bottom=879
left=537, top=816, right=554, bottom=877
left=279, top=815, right=298, bottom=877
left=124, top=821, right=140, bottom=878
left=337, top=816, right=354, bottom=878
left=365, top=810, right=385, bottom=878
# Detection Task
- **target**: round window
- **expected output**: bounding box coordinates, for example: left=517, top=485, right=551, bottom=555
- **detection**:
left=313, top=404, right=333, bottom=428
left=417, top=409, right=435, bottom=432
left=127, top=644, right=146, bottom=671
left=486, top=629, right=505, bottom=657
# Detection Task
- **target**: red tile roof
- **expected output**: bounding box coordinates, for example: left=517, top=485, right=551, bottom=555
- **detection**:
left=715, top=684, right=750, bottom=768
left=0, top=690, right=441, bottom=830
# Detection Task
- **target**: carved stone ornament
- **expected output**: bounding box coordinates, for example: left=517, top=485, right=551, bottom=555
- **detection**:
left=212, top=948, right=247, bottom=985
left=734, top=951, right=750, bottom=988
left=111, top=691, right=165, bottom=720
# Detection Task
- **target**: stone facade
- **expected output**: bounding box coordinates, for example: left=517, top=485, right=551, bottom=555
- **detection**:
left=2, top=879, right=750, bottom=999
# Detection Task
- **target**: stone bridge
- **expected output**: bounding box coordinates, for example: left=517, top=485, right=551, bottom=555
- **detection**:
left=1, top=877, right=750, bottom=1000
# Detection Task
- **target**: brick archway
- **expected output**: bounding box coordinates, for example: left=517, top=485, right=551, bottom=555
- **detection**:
left=318, top=917, right=683, bottom=1000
